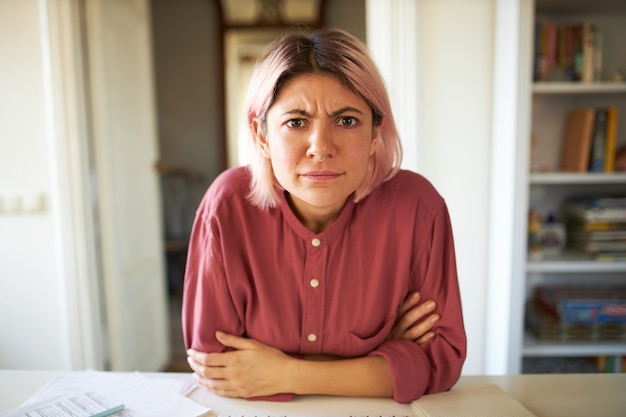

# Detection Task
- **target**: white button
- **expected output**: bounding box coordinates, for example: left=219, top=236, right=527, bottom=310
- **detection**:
left=311, top=238, right=321, bottom=247
left=307, top=333, right=317, bottom=342
left=310, top=279, right=319, bottom=288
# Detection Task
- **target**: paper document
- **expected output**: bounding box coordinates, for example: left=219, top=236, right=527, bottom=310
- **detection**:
left=0, top=372, right=210, bottom=417
left=0, top=391, right=123, bottom=417
left=411, top=384, right=537, bottom=417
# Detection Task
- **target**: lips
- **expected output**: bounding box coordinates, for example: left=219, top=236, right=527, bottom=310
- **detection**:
left=301, top=170, right=342, bottom=180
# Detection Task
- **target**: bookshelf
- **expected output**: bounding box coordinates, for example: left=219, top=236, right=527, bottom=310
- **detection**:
left=514, top=0, right=626, bottom=374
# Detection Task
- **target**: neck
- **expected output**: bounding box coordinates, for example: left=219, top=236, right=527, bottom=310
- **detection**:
left=285, top=193, right=345, bottom=234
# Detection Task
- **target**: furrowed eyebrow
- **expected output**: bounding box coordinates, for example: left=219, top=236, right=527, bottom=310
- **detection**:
left=280, top=106, right=364, bottom=118
left=329, top=106, right=364, bottom=117
left=281, top=109, right=311, bottom=117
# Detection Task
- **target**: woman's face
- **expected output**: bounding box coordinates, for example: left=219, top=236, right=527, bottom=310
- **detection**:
left=254, top=73, right=379, bottom=230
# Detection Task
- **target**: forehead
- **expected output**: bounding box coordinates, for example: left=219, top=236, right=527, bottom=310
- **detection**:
left=271, top=73, right=369, bottom=112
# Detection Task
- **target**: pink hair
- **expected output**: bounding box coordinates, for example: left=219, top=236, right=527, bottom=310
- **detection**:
left=245, top=28, right=402, bottom=209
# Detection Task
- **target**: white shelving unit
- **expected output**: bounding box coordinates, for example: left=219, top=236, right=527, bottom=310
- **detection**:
left=513, top=0, right=626, bottom=374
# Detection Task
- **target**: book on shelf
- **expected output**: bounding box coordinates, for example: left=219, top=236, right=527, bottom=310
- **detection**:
left=569, top=226, right=626, bottom=241
left=604, top=107, right=619, bottom=172
left=582, top=22, right=600, bottom=83
left=588, top=109, right=607, bottom=172
left=534, top=285, right=626, bottom=325
left=563, top=196, right=626, bottom=258
left=569, top=227, right=626, bottom=254
left=563, top=196, right=626, bottom=223
left=568, top=218, right=626, bottom=232
left=571, top=238, right=626, bottom=253
left=559, top=107, right=620, bottom=173
left=526, top=302, right=626, bottom=341
left=594, top=355, right=626, bottom=373
left=594, top=251, right=626, bottom=262
left=533, top=19, right=600, bottom=82
left=560, top=108, right=596, bottom=172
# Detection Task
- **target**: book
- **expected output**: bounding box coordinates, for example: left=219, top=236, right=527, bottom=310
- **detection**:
left=545, top=22, right=558, bottom=79
left=560, top=108, right=596, bottom=172
left=526, top=302, right=626, bottom=341
left=568, top=219, right=626, bottom=232
left=604, top=107, right=619, bottom=172
left=581, top=22, right=597, bottom=82
left=411, top=384, right=537, bottom=417
left=588, top=109, right=607, bottom=172
left=563, top=196, right=626, bottom=222
left=569, top=227, right=626, bottom=242
left=571, top=238, right=626, bottom=253
left=563, top=24, right=581, bottom=81
left=534, top=286, right=626, bottom=324
left=595, top=251, right=626, bottom=262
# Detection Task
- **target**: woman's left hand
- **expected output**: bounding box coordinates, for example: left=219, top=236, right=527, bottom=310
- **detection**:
left=187, top=331, right=291, bottom=398
left=388, top=291, right=440, bottom=344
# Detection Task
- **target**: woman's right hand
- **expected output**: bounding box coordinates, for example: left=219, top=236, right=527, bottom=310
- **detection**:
left=388, top=292, right=439, bottom=344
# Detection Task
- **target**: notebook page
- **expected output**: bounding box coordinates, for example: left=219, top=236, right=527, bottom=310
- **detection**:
left=411, top=384, right=537, bottom=417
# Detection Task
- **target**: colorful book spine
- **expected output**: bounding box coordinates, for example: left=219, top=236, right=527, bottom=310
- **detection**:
left=604, top=107, right=619, bottom=172
left=589, top=109, right=607, bottom=172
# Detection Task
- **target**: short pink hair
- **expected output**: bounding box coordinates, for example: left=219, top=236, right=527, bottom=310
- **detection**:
left=245, top=28, right=402, bottom=209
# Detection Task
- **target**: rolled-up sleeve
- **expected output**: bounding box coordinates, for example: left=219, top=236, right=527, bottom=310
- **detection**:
left=370, top=202, right=466, bottom=403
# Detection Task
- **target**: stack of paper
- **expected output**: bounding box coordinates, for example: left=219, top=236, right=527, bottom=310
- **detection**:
left=0, top=371, right=210, bottom=417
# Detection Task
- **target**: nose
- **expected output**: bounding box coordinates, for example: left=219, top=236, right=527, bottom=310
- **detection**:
left=306, top=125, right=335, bottom=162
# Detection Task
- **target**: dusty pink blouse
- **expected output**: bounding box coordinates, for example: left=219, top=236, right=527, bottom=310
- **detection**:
left=182, top=167, right=466, bottom=403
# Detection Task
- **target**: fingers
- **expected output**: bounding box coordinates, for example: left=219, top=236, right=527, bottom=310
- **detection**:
left=191, top=371, right=238, bottom=398
left=403, top=313, right=440, bottom=343
left=390, top=293, right=440, bottom=342
left=215, top=331, right=247, bottom=349
left=187, top=348, right=216, bottom=366
left=395, top=299, right=437, bottom=333
left=397, top=292, right=422, bottom=317
left=416, top=331, right=435, bottom=344
left=187, top=350, right=233, bottom=396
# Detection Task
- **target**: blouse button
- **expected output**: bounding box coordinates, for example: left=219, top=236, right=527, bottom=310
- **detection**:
left=307, top=333, right=317, bottom=342
left=310, top=278, right=319, bottom=288
left=311, top=238, right=321, bottom=247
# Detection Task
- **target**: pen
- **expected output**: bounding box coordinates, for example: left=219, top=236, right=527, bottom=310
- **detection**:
left=89, top=404, right=125, bottom=417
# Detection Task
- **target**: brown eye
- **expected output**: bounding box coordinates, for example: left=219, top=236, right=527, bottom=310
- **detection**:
left=338, top=116, right=358, bottom=127
left=286, top=119, right=305, bottom=128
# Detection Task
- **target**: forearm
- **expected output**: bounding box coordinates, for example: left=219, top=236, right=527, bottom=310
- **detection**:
left=284, top=355, right=394, bottom=398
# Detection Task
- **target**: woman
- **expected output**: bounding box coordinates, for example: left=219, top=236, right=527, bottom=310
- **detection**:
left=183, top=28, right=466, bottom=403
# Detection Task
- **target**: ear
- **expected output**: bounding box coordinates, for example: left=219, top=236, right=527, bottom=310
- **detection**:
left=252, top=118, right=271, bottom=159
left=370, top=118, right=384, bottom=156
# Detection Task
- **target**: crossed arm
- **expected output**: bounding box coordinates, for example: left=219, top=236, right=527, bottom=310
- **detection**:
left=186, top=291, right=440, bottom=399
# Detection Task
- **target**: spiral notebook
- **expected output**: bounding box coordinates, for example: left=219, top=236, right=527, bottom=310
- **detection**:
left=411, top=384, right=537, bottom=417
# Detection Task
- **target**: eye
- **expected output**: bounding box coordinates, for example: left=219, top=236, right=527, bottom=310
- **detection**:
left=337, top=116, right=358, bottom=127
left=286, top=119, right=306, bottom=128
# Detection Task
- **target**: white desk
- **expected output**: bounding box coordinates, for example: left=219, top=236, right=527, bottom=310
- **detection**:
left=1, top=371, right=625, bottom=416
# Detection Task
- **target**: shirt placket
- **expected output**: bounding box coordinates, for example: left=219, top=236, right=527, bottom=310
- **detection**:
left=300, top=236, right=327, bottom=354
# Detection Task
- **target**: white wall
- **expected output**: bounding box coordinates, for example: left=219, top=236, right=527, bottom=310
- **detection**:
left=0, top=0, right=71, bottom=369
left=417, top=1, right=494, bottom=375
left=368, top=0, right=496, bottom=375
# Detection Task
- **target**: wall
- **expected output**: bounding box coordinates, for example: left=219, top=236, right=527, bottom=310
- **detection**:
left=417, top=1, right=494, bottom=375
left=0, top=0, right=71, bottom=369
left=367, top=0, right=495, bottom=374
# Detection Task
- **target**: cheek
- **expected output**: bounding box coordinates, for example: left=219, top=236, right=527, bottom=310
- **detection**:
left=348, top=142, right=376, bottom=162
left=269, top=142, right=305, bottom=164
